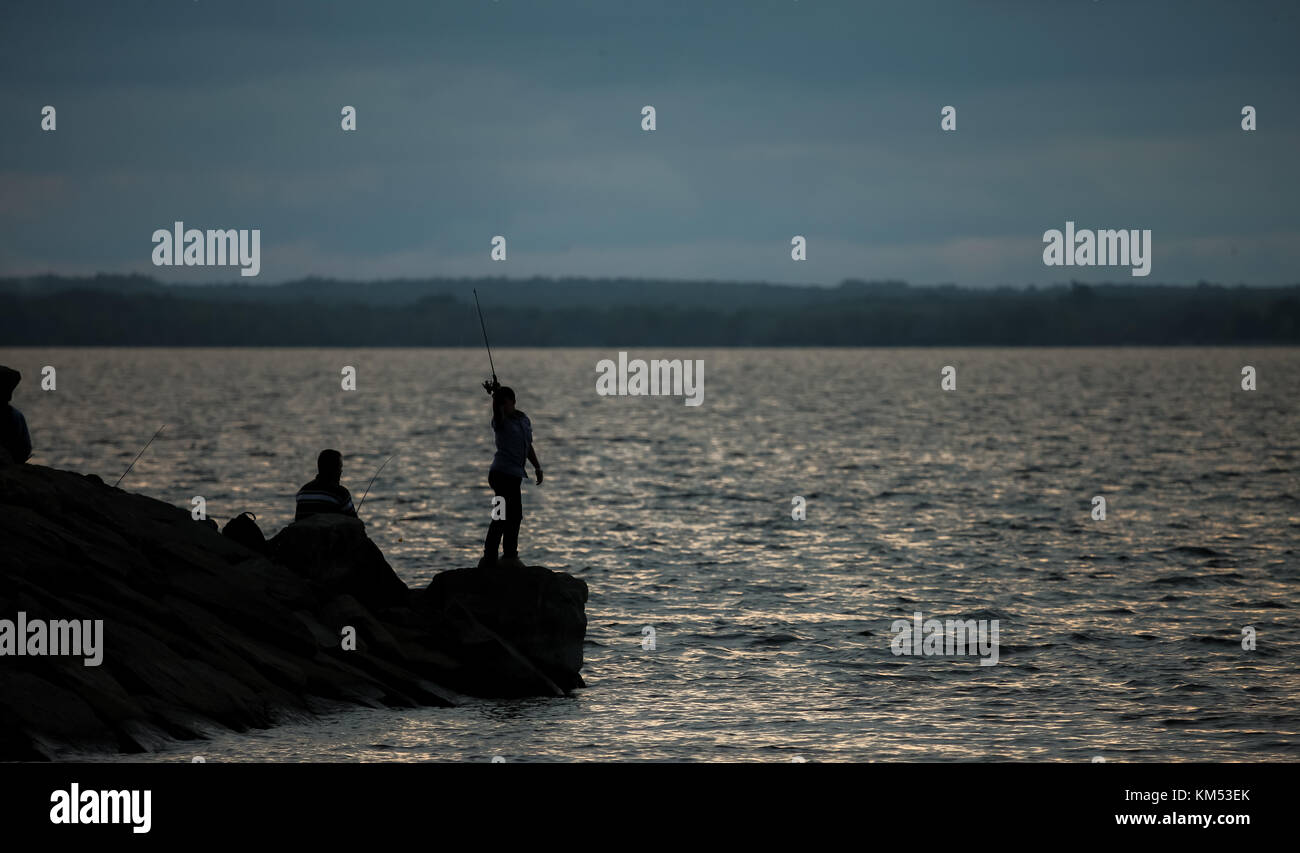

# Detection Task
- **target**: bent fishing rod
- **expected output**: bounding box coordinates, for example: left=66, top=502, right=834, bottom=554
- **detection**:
left=357, top=454, right=396, bottom=513
left=473, top=288, right=499, bottom=394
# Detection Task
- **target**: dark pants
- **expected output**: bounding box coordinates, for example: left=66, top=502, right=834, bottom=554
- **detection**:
left=485, top=469, right=523, bottom=558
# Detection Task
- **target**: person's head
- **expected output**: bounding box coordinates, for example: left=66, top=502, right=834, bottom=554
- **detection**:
left=494, top=386, right=516, bottom=417
left=0, top=366, right=20, bottom=404
left=317, top=448, right=343, bottom=482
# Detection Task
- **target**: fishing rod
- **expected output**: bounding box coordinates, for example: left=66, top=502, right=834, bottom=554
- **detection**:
left=356, top=454, right=396, bottom=512
left=113, top=424, right=166, bottom=488
left=473, top=288, right=499, bottom=393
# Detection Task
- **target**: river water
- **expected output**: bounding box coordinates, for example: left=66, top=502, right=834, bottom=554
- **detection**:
left=3, top=347, right=1296, bottom=761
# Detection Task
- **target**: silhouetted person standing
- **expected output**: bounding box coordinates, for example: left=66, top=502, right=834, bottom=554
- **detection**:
left=295, top=449, right=358, bottom=521
left=481, top=385, right=542, bottom=569
left=0, top=366, right=32, bottom=464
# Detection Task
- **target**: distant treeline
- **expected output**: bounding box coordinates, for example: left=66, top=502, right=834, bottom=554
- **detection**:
left=1, top=275, right=1298, bottom=346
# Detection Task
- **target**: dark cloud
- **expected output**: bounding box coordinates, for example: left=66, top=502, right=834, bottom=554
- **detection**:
left=2, top=0, right=1298, bottom=284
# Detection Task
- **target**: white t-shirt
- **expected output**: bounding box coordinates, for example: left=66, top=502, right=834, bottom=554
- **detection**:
left=490, top=412, right=532, bottom=478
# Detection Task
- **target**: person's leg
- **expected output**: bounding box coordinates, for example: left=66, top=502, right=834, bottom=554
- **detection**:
left=484, top=470, right=506, bottom=559
left=502, top=475, right=523, bottom=558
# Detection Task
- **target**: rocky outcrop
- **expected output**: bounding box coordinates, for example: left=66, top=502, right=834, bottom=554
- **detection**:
left=0, top=463, right=588, bottom=759
left=268, top=515, right=410, bottom=609
left=419, top=566, right=588, bottom=697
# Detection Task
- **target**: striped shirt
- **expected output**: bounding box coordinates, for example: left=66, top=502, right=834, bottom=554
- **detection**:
left=294, top=479, right=357, bottom=521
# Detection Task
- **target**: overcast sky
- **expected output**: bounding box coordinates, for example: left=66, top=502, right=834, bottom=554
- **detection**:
left=1, top=0, right=1297, bottom=286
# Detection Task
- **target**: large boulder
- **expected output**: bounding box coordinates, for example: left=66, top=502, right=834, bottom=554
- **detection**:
left=418, top=565, right=588, bottom=697
left=0, top=465, right=448, bottom=759
left=0, top=463, right=590, bottom=759
left=267, top=514, right=410, bottom=609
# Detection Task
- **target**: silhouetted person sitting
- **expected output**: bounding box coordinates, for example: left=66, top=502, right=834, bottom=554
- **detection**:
left=0, top=366, right=32, bottom=465
left=481, top=384, right=543, bottom=569
left=295, top=449, right=358, bottom=521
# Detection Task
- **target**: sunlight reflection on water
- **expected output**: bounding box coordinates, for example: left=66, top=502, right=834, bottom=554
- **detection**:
left=8, top=347, right=1296, bottom=762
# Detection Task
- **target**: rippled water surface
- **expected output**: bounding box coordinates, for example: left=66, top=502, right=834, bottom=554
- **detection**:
left=5, top=347, right=1297, bottom=762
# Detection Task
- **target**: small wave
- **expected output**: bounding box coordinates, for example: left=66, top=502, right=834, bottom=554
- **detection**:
left=953, top=609, right=1011, bottom=621
left=1152, top=572, right=1244, bottom=587
left=750, top=633, right=803, bottom=646
left=1160, top=545, right=1224, bottom=558
left=1150, top=574, right=1208, bottom=587
left=1188, top=635, right=1240, bottom=646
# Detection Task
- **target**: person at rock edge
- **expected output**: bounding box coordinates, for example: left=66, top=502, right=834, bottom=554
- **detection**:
left=0, top=366, right=32, bottom=464
left=481, top=383, right=542, bottom=569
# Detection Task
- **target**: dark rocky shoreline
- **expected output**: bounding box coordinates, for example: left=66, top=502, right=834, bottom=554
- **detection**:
left=0, top=463, right=587, bottom=760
